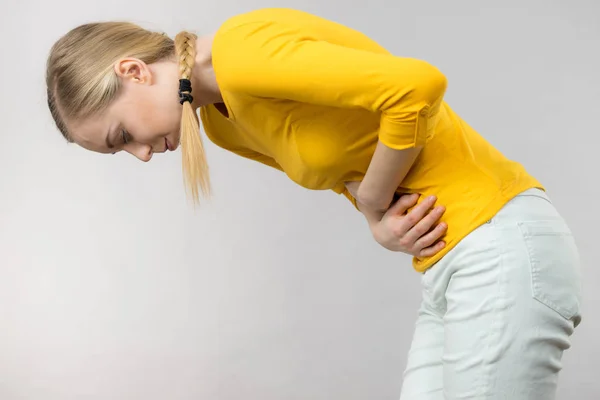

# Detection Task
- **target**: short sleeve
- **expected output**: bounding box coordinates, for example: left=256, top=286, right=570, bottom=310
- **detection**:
left=212, top=19, right=448, bottom=150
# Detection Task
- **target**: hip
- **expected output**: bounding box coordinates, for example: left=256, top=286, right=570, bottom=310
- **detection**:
left=423, top=187, right=583, bottom=325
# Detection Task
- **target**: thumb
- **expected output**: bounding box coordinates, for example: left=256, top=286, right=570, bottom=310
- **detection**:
left=388, top=193, right=419, bottom=215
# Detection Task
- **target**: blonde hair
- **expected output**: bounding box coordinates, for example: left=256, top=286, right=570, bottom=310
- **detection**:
left=46, top=22, right=211, bottom=204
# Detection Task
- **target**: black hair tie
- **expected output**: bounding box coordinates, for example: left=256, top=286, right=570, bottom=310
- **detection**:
left=178, top=79, right=194, bottom=105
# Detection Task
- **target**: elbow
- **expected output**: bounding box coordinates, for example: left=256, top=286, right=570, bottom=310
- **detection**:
left=398, top=60, right=447, bottom=107
left=433, top=69, right=448, bottom=100
left=420, top=64, right=448, bottom=106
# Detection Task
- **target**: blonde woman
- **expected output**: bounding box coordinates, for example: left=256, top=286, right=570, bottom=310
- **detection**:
left=46, top=7, right=582, bottom=399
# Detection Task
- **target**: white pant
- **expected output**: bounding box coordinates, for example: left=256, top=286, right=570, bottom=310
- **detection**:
left=399, top=188, right=583, bottom=400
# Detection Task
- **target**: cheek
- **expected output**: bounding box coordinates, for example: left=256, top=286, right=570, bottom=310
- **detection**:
left=130, top=100, right=178, bottom=138
left=153, top=96, right=182, bottom=132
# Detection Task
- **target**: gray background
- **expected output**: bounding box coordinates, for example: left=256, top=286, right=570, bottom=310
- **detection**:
left=1, top=0, right=598, bottom=399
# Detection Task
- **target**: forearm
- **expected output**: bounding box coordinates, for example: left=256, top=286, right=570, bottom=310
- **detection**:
left=356, top=201, right=387, bottom=228
left=356, top=141, right=422, bottom=211
left=344, top=180, right=385, bottom=226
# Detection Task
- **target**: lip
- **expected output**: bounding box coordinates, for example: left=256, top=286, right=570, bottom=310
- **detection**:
left=165, top=137, right=173, bottom=151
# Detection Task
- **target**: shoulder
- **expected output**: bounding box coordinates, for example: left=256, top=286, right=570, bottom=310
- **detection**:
left=216, top=7, right=327, bottom=32
left=213, top=7, right=364, bottom=51
left=211, top=8, right=316, bottom=90
left=211, top=8, right=389, bottom=91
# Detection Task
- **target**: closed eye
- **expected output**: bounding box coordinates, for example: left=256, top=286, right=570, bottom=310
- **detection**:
left=122, top=129, right=131, bottom=144
left=111, top=129, right=131, bottom=155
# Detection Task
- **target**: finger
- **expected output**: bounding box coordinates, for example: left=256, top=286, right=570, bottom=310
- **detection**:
left=418, top=240, right=446, bottom=258
left=388, top=193, right=419, bottom=215
left=403, top=205, right=446, bottom=243
left=399, top=196, right=440, bottom=231
left=413, top=220, right=447, bottom=249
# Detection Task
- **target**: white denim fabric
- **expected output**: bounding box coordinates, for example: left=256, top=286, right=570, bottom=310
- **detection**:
left=399, top=188, right=583, bottom=400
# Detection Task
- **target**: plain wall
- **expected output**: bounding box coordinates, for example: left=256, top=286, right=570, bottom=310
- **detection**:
left=1, top=0, right=598, bottom=399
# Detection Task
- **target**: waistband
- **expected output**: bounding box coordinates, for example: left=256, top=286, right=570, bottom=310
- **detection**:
left=514, top=187, right=551, bottom=202
left=488, top=187, right=559, bottom=225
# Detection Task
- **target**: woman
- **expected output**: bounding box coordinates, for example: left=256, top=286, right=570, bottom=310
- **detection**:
left=46, top=7, right=582, bottom=399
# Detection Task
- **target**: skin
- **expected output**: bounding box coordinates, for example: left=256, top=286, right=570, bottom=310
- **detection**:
left=66, top=34, right=222, bottom=160
left=345, top=182, right=447, bottom=257
left=64, top=33, right=446, bottom=258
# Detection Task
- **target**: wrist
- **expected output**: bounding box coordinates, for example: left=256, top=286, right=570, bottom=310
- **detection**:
left=356, top=187, right=392, bottom=212
left=356, top=199, right=386, bottom=227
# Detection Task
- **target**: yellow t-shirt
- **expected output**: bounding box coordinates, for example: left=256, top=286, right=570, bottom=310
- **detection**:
left=199, top=8, right=544, bottom=272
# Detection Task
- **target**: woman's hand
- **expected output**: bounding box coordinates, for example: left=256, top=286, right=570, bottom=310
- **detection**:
left=345, top=182, right=447, bottom=257
left=371, top=194, right=447, bottom=256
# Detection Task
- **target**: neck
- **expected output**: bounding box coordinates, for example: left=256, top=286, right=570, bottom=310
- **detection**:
left=190, top=34, right=222, bottom=110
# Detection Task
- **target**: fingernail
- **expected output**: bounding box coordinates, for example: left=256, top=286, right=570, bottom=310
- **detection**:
left=428, top=195, right=436, bottom=201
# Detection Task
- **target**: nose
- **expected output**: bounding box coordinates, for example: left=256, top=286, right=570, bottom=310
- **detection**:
left=126, top=143, right=153, bottom=162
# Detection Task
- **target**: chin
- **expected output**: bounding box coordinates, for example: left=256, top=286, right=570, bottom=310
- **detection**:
left=167, top=132, right=180, bottom=151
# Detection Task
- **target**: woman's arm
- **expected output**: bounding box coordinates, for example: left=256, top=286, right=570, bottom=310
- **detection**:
left=357, top=143, right=422, bottom=212
left=346, top=180, right=447, bottom=256
left=214, top=20, right=447, bottom=140
left=344, top=181, right=385, bottom=227
left=213, top=17, right=447, bottom=203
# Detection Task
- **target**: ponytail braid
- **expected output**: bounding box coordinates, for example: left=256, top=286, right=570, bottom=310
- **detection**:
left=174, top=31, right=211, bottom=205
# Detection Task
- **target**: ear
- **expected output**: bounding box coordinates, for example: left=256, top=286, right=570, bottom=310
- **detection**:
left=113, top=58, right=153, bottom=84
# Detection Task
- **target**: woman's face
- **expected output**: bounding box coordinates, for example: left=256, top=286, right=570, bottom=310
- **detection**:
left=67, top=58, right=183, bottom=162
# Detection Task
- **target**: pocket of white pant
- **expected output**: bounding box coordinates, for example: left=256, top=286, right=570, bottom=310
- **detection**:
left=518, top=219, right=582, bottom=322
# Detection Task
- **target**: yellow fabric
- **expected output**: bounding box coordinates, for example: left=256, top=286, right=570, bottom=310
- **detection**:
left=200, top=8, right=544, bottom=272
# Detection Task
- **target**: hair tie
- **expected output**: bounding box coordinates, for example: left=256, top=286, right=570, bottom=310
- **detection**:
left=178, top=79, right=193, bottom=105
